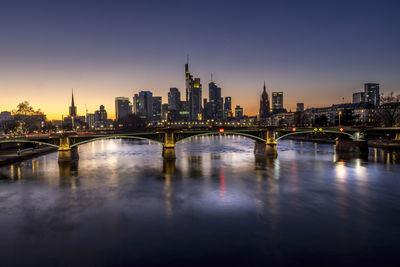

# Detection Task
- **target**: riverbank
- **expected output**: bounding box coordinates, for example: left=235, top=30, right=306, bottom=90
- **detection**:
left=285, top=136, right=400, bottom=150
left=0, top=146, right=57, bottom=166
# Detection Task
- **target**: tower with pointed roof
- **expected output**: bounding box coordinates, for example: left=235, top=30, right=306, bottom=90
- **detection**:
left=259, top=82, right=270, bottom=119
left=69, top=90, right=77, bottom=117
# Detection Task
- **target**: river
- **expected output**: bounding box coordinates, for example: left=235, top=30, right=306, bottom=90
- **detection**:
left=0, top=136, right=399, bottom=266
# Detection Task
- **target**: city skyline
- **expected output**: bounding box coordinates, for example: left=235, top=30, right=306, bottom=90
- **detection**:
left=0, top=0, right=399, bottom=119
left=0, top=60, right=395, bottom=120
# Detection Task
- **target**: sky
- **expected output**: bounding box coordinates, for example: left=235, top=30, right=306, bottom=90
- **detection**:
left=0, top=0, right=399, bottom=120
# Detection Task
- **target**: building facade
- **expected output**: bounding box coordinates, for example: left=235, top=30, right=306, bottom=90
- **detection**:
left=185, top=62, right=202, bottom=120
left=94, top=105, right=108, bottom=128
left=138, top=91, right=153, bottom=120
left=353, top=92, right=365, bottom=104
left=115, top=97, right=131, bottom=121
left=224, top=96, right=232, bottom=119
left=152, top=96, right=162, bottom=121
left=272, top=92, right=284, bottom=114
left=364, top=83, right=380, bottom=106
left=235, top=105, right=243, bottom=119
left=168, top=88, right=181, bottom=111
left=208, top=81, right=223, bottom=120
left=296, top=103, right=304, bottom=112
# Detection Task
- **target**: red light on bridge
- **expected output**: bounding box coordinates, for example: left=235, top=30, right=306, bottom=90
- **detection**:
left=340, top=127, right=344, bottom=132
left=219, top=128, right=225, bottom=133
left=292, top=127, right=296, bottom=132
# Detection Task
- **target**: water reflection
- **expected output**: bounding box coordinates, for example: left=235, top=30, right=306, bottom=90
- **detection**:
left=59, top=161, right=79, bottom=177
left=0, top=137, right=400, bottom=266
left=163, top=159, right=176, bottom=175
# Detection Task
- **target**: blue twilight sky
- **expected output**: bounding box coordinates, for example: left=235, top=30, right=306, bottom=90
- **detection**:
left=0, top=0, right=399, bottom=119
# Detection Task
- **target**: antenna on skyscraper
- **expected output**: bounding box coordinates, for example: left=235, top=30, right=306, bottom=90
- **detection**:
left=211, top=73, right=213, bottom=82
left=187, top=55, right=189, bottom=65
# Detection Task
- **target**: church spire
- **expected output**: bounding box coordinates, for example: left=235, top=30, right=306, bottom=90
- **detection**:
left=71, top=89, right=75, bottom=108
left=69, top=89, right=77, bottom=117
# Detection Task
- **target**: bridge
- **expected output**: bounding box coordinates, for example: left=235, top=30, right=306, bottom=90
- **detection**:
left=0, top=126, right=368, bottom=162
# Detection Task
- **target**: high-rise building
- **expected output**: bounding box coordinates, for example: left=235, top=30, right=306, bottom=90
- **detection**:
left=224, top=96, right=232, bottom=119
left=352, top=92, right=365, bottom=104
left=203, top=98, right=212, bottom=120
left=168, top=88, right=181, bottom=111
left=259, top=82, right=270, bottom=119
left=133, top=94, right=140, bottom=114
left=296, top=103, right=304, bottom=112
left=138, top=91, right=153, bottom=120
left=235, top=105, right=243, bottom=119
left=179, top=100, right=189, bottom=120
left=86, top=113, right=95, bottom=128
left=272, top=92, right=284, bottom=113
left=364, top=83, right=380, bottom=106
left=69, top=91, right=77, bottom=117
left=185, top=61, right=202, bottom=120
left=152, top=96, right=162, bottom=121
left=161, top=104, right=169, bottom=120
left=94, top=105, right=107, bottom=128
left=209, top=81, right=223, bottom=120
left=115, top=97, right=131, bottom=121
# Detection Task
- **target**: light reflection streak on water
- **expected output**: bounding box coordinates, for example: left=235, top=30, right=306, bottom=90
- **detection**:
left=164, top=173, right=172, bottom=218
left=10, top=164, right=14, bottom=180
left=17, top=166, right=21, bottom=180
left=354, top=158, right=367, bottom=181
left=335, top=161, right=347, bottom=181
left=219, top=167, right=226, bottom=203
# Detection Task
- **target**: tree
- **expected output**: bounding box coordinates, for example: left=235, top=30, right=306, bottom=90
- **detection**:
left=10, top=102, right=46, bottom=133
left=374, top=92, right=400, bottom=127
left=12, top=101, right=44, bottom=116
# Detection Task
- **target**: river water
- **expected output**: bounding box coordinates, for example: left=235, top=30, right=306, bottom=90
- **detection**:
left=0, top=136, right=399, bottom=266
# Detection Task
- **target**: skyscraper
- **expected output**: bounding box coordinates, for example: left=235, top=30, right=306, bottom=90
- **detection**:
left=138, top=91, right=153, bottom=120
left=185, top=60, right=202, bottom=120
left=152, top=96, right=162, bottom=121
left=168, top=88, right=181, bottom=111
left=115, top=97, right=131, bottom=121
left=259, top=82, right=270, bottom=119
left=69, top=90, right=77, bottom=117
left=209, top=81, right=223, bottom=120
left=272, top=92, right=284, bottom=113
left=224, top=96, right=232, bottom=119
left=364, top=83, right=380, bottom=106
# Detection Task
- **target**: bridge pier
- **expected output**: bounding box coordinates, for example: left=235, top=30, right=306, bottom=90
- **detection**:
left=335, top=138, right=368, bottom=155
left=254, top=128, right=278, bottom=158
left=58, top=134, right=79, bottom=162
left=58, top=146, right=79, bottom=162
left=254, top=141, right=277, bottom=158
left=162, top=131, right=176, bottom=159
